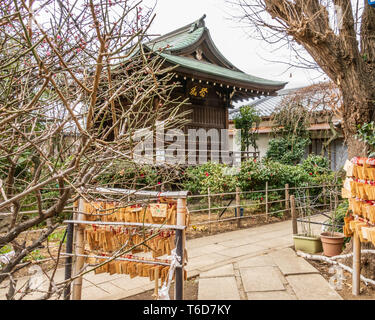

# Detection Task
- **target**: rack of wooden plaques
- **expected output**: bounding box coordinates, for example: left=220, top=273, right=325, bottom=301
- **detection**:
left=342, top=158, right=375, bottom=295
left=63, top=188, right=189, bottom=300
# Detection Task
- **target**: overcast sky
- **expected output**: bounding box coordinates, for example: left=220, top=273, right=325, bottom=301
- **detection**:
left=143, top=0, right=326, bottom=92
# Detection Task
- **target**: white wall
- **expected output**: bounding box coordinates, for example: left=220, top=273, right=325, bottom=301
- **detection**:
left=229, top=132, right=270, bottom=160
left=229, top=131, right=347, bottom=170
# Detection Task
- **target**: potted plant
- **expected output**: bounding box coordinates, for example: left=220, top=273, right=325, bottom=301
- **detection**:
left=293, top=189, right=323, bottom=254
left=320, top=197, right=346, bottom=257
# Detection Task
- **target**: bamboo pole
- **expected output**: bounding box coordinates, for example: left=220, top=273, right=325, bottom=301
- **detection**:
left=265, top=181, right=269, bottom=222
left=352, top=232, right=361, bottom=296
left=236, top=187, right=241, bottom=228
left=72, top=198, right=86, bottom=300
left=285, top=184, right=289, bottom=216
left=154, top=268, right=159, bottom=299
left=175, top=198, right=186, bottom=300
left=208, top=188, right=211, bottom=234
left=290, top=195, right=298, bottom=235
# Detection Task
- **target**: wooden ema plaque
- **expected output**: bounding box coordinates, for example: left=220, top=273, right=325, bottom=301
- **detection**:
left=149, top=203, right=168, bottom=218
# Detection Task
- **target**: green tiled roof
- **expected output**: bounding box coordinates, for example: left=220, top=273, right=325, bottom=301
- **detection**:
left=159, top=53, right=286, bottom=87
left=147, top=27, right=205, bottom=52
left=126, top=15, right=287, bottom=91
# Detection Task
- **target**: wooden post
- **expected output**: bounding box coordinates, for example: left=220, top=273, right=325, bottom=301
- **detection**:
left=154, top=268, right=159, bottom=299
left=352, top=232, right=361, bottom=296
left=72, top=198, right=86, bottom=300
left=290, top=195, right=298, bottom=235
left=323, top=183, right=327, bottom=206
left=236, top=187, right=241, bottom=228
left=285, top=184, right=289, bottom=216
left=208, top=188, right=211, bottom=234
left=265, top=181, right=269, bottom=222
left=175, top=198, right=186, bottom=300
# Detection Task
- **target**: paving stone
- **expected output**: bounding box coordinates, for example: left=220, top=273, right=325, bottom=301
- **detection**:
left=218, top=244, right=265, bottom=258
left=83, top=272, right=123, bottom=285
left=107, top=275, right=150, bottom=291
left=82, top=283, right=111, bottom=300
left=200, top=264, right=235, bottom=278
left=246, top=290, right=294, bottom=300
left=188, top=244, right=228, bottom=258
left=198, top=277, right=240, bottom=300
left=269, top=247, right=297, bottom=259
left=273, top=256, right=319, bottom=275
left=286, top=274, right=343, bottom=300
left=186, top=237, right=219, bottom=249
left=97, top=282, right=127, bottom=300
left=255, top=237, right=293, bottom=249
left=240, top=266, right=285, bottom=292
left=187, top=253, right=229, bottom=271
left=217, top=237, right=256, bottom=248
left=237, top=255, right=275, bottom=268
left=254, top=230, right=290, bottom=241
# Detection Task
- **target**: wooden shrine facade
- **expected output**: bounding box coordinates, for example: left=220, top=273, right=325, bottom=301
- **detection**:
left=115, top=15, right=287, bottom=165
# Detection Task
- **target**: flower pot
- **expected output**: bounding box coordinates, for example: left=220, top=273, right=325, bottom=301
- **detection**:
left=293, top=234, right=322, bottom=254
left=320, top=232, right=345, bottom=257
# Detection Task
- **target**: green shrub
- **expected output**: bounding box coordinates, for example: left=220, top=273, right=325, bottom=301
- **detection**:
left=301, top=154, right=330, bottom=175
left=238, top=159, right=312, bottom=192
left=325, top=200, right=348, bottom=233
left=182, top=158, right=337, bottom=196
left=265, top=137, right=310, bottom=165
left=182, top=162, right=237, bottom=195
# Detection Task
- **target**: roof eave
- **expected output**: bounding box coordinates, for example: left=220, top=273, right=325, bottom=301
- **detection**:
left=169, top=63, right=287, bottom=92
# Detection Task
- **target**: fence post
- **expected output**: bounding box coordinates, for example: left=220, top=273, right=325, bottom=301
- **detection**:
left=236, top=187, right=241, bottom=228
left=208, top=188, right=211, bottom=234
left=290, top=195, right=298, bottom=235
left=265, top=181, right=269, bottom=222
left=72, top=198, right=86, bottom=300
left=63, top=218, right=74, bottom=300
left=352, top=232, right=361, bottom=296
left=175, top=197, right=186, bottom=300
left=285, top=184, right=289, bottom=216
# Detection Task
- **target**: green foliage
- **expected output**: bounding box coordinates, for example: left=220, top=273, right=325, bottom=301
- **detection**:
left=182, top=158, right=336, bottom=196
left=356, top=121, right=375, bottom=157
left=183, top=162, right=237, bottom=194
left=266, top=99, right=312, bottom=165
left=301, top=154, right=330, bottom=175
left=48, top=229, right=66, bottom=243
left=22, top=249, right=45, bottom=262
left=238, top=159, right=312, bottom=191
left=0, top=245, right=12, bottom=255
left=233, top=105, right=261, bottom=152
left=326, top=200, right=349, bottom=233
left=265, top=137, right=310, bottom=165
left=272, top=102, right=310, bottom=138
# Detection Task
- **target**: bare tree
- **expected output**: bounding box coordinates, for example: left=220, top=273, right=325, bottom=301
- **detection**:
left=229, top=0, right=375, bottom=158
left=0, top=0, right=187, bottom=299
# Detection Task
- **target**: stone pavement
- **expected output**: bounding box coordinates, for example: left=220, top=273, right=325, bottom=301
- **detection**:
left=197, top=247, right=342, bottom=300
left=0, top=215, right=342, bottom=300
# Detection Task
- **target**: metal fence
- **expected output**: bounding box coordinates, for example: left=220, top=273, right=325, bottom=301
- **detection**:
left=186, top=183, right=342, bottom=231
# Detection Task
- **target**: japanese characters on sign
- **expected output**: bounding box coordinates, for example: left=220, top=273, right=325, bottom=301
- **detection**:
left=189, top=85, right=209, bottom=99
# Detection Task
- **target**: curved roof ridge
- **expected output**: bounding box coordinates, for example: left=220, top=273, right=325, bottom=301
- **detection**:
left=149, top=15, right=207, bottom=45
left=160, top=53, right=286, bottom=87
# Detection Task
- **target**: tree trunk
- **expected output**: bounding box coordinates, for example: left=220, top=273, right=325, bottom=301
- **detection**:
left=339, top=73, right=373, bottom=159
left=259, top=0, right=375, bottom=160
